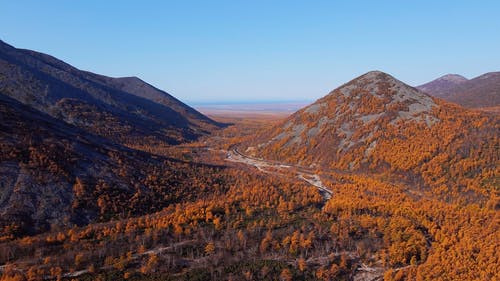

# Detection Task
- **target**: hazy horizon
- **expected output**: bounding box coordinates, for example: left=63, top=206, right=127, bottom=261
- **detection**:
left=188, top=99, right=312, bottom=106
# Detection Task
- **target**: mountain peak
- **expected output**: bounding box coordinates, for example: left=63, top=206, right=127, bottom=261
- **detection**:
left=327, top=70, right=434, bottom=108
left=244, top=71, right=498, bottom=175
left=345, top=70, right=413, bottom=89
left=248, top=73, right=442, bottom=166
left=350, top=71, right=400, bottom=85
left=358, top=70, right=394, bottom=79
left=417, top=74, right=468, bottom=97
left=476, top=71, right=500, bottom=80
left=437, top=74, right=468, bottom=83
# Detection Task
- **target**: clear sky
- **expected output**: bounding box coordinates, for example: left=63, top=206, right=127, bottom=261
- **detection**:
left=1, top=1, right=499, bottom=104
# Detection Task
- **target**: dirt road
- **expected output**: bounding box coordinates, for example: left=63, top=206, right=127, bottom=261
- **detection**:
left=226, top=148, right=333, bottom=200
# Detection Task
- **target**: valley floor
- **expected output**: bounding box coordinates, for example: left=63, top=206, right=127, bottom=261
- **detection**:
left=226, top=148, right=333, bottom=200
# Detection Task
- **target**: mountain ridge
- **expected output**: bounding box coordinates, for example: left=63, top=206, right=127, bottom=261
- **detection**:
left=417, top=71, right=500, bottom=108
left=0, top=39, right=222, bottom=144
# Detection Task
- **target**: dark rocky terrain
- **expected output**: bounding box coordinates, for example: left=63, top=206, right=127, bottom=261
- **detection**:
left=0, top=93, right=228, bottom=238
left=0, top=40, right=232, bottom=238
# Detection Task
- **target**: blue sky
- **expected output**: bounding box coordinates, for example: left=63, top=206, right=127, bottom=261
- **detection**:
left=1, top=1, right=499, bottom=104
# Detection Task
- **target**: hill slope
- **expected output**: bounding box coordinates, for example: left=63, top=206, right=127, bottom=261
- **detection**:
left=245, top=71, right=499, bottom=197
left=0, top=40, right=221, bottom=144
left=417, top=74, right=468, bottom=97
left=0, top=93, right=226, bottom=239
left=417, top=72, right=500, bottom=108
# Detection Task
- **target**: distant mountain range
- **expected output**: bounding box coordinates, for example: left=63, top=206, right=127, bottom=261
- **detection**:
left=0, top=40, right=222, bottom=145
left=417, top=72, right=500, bottom=108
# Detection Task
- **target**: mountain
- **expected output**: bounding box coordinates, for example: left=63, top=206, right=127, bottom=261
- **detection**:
left=417, top=74, right=468, bottom=96
left=244, top=71, right=499, bottom=195
left=0, top=93, right=226, bottom=239
left=417, top=72, right=500, bottom=108
left=0, top=40, right=222, bottom=145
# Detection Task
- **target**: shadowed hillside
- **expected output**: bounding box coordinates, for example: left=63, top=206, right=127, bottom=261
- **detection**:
left=0, top=40, right=222, bottom=145
left=0, top=93, right=227, bottom=239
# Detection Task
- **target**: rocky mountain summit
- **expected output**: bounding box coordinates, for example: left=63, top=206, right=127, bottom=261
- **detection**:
left=244, top=71, right=498, bottom=197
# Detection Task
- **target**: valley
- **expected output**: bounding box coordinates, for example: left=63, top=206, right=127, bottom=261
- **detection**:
left=227, top=148, right=333, bottom=200
left=0, top=41, right=498, bottom=281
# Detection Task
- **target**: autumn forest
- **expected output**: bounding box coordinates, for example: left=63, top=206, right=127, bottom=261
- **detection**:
left=0, top=38, right=499, bottom=281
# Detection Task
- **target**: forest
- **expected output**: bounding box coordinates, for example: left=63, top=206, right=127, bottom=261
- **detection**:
left=0, top=113, right=498, bottom=281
